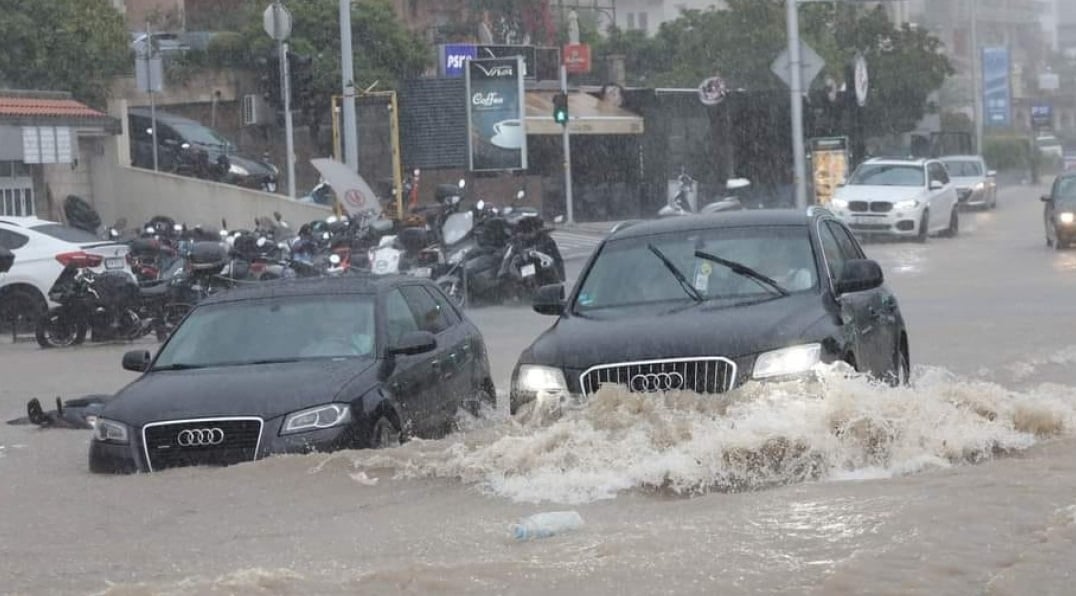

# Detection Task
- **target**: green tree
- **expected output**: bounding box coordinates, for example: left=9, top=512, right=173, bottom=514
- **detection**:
left=0, top=0, right=129, bottom=108
left=593, top=1, right=953, bottom=137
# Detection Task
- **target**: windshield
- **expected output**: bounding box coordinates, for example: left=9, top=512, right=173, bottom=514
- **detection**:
left=170, top=122, right=235, bottom=149
left=153, top=294, right=376, bottom=369
left=941, top=160, right=983, bottom=177
left=575, top=226, right=816, bottom=311
left=1056, top=178, right=1076, bottom=206
left=848, top=164, right=925, bottom=187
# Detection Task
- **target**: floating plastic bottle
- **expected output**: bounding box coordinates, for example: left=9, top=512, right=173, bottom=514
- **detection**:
left=510, top=511, right=584, bottom=541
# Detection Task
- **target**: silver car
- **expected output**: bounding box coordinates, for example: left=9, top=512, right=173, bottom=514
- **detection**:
left=941, top=155, right=997, bottom=210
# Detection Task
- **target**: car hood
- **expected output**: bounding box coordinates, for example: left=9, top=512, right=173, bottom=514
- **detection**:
left=949, top=176, right=984, bottom=188
left=103, top=359, right=378, bottom=427
left=835, top=185, right=925, bottom=202
left=525, top=293, right=831, bottom=372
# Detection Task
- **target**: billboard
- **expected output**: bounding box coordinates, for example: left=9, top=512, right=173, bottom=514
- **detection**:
left=982, top=47, right=1011, bottom=127
left=466, top=56, right=527, bottom=172
left=439, top=44, right=478, bottom=78
left=440, top=44, right=538, bottom=79
left=809, top=137, right=849, bottom=206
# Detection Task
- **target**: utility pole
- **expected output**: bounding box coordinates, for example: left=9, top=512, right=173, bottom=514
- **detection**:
left=280, top=38, right=296, bottom=198
left=145, top=22, right=159, bottom=172
left=786, top=0, right=808, bottom=209
left=560, top=63, right=574, bottom=225
left=339, top=0, right=359, bottom=172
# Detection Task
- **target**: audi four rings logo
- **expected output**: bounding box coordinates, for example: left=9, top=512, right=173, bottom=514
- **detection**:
left=177, top=428, right=225, bottom=447
left=630, top=372, right=685, bottom=392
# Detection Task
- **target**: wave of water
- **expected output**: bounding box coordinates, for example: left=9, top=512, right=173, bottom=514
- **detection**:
left=321, top=365, right=1076, bottom=505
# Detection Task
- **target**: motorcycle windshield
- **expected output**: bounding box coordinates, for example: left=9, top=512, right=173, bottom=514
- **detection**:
left=443, top=212, right=474, bottom=246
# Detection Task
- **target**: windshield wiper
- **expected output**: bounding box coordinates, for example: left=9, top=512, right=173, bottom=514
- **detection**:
left=694, top=250, right=789, bottom=297
left=647, top=244, right=703, bottom=302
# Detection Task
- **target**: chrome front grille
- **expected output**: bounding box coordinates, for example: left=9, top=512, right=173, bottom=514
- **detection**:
left=580, top=357, right=737, bottom=397
left=142, top=417, right=263, bottom=472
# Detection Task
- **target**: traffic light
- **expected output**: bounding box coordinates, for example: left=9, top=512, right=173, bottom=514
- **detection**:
left=553, top=92, right=569, bottom=126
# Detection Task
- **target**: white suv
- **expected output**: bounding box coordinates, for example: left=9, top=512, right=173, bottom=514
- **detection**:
left=830, top=158, right=960, bottom=242
left=0, top=217, right=133, bottom=325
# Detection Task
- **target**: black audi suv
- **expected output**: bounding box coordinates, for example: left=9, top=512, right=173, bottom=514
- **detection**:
left=90, top=275, right=494, bottom=473
left=510, top=208, right=909, bottom=414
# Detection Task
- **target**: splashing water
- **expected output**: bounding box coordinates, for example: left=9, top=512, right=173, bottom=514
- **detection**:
left=328, top=365, right=1076, bottom=505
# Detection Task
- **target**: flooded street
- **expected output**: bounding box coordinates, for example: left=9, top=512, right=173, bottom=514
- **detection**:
left=3, top=185, right=1076, bottom=595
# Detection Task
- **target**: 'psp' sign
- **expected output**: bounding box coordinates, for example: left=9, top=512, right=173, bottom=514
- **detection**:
left=441, top=44, right=477, bottom=77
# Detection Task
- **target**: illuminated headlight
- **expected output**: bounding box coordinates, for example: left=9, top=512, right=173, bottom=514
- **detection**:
left=752, top=344, right=822, bottom=380
left=229, top=163, right=250, bottom=177
left=92, top=418, right=129, bottom=444
left=511, top=365, right=569, bottom=405
left=281, top=403, right=352, bottom=435
left=973, top=182, right=985, bottom=191
left=1060, top=212, right=1075, bottom=225
left=448, top=246, right=471, bottom=265
left=830, top=198, right=848, bottom=209
left=894, top=199, right=919, bottom=210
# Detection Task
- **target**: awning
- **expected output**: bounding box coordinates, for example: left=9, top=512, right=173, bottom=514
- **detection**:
left=525, top=91, right=644, bottom=135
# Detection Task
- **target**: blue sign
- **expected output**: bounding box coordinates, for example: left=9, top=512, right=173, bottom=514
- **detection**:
left=1031, top=101, right=1052, bottom=129
left=982, top=47, right=1011, bottom=127
left=442, top=44, right=477, bottom=78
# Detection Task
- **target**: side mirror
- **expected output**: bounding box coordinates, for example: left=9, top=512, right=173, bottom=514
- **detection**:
left=929, top=180, right=945, bottom=191
left=122, top=350, right=151, bottom=372
left=388, top=330, right=436, bottom=356
left=1041, top=195, right=1053, bottom=203
left=835, top=259, right=884, bottom=295
left=458, top=178, right=466, bottom=189
left=516, top=190, right=526, bottom=200
left=0, top=246, right=14, bottom=274
left=533, top=283, right=566, bottom=316
left=476, top=200, right=486, bottom=211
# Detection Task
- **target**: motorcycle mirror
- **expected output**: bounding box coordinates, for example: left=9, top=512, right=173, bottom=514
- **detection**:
left=554, top=215, right=566, bottom=224
left=180, top=142, right=191, bottom=150
left=256, top=237, right=268, bottom=248
left=219, top=229, right=229, bottom=237
left=516, top=190, right=526, bottom=200
left=322, top=231, right=331, bottom=240
left=145, top=226, right=155, bottom=234
left=476, top=200, right=486, bottom=211
left=413, top=168, right=420, bottom=177
left=327, top=215, right=338, bottom=224
left=329, top=254, right=342, bottom=265
left=173, top=223, right=183, bottom=232
left=458, top=179, right=466, bottom=189
left=108, top=228, right=120, bottom=238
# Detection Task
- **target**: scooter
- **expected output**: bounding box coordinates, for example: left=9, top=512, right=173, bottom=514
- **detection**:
left=658, top=170, right=748, bottom=217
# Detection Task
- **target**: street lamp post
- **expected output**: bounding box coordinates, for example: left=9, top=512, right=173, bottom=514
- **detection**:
left=786, top=0, right=809, bottom=210
left=340, top=0, right=359, bottom=172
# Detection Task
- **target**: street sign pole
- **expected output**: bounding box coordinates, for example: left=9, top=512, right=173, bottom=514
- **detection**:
left=339, top=0, right=359, bottom=173
left=786, top=0, right=808, bottom=210
left=280, top=39, right=296, bottom=198
left=560, top=63, right=574, bottom=225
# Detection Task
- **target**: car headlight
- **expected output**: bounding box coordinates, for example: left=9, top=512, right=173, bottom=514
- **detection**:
left=448, top=246, right=471, bottom=265
left=752, top=344, right=822, bottom=380
left=894, top=199, right=919, bottom=210
left=1060, top=212, right=1075, bottom=225
left=281, top=403, right=352, bottom=435
left=973, top=182, right=985, bottom=191
left=229, top=163, right=250, bottom=177
left=512, top=365, right=569, bottom=405
left=830, top=198, right=848, bottom=209
left=92, top=418, right=129, bottom=444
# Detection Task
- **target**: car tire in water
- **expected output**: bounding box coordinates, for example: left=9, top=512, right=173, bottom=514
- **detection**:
left=0, top=286, right=46, bottom=336
left=887, top=345, right=910, bottom=387
left=35, top=308, right=87, bottom=348
left=463, top=384, right=496, bottom=418
left=915, top=211, right=929, bottom=243
left=941, top=206, right=959, bottom=238
left=369, top=414, right=402, bottom=449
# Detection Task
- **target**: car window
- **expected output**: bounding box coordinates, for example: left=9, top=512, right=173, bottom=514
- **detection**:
left=1055, top=177, right=1076, bottom=202
left=0, top=229, right=29, bottom=250
left=400, top=285, right=450, bottom=334
left=826, top=221, right=864, bottom=261
left=941, top=160, right=983, bottom=177
left=384, top=289, right=420, bottom=346
left=422, top=285, right=461, bottom=326
left=817, top=223, right=847, bottom=282
left=29, top=224, right=100, bottom=243
left=848, top=164, right=924, bottom=187
left=928, top=163, right=950, bottom=185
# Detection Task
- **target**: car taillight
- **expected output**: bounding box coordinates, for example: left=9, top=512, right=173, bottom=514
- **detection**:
left=55, top=251, right=103, bottom=268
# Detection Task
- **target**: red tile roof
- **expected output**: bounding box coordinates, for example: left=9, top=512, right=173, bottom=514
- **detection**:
left=0, top=96, right=106, bottom=120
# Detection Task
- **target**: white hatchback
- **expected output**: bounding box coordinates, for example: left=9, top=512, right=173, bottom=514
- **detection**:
left=830, top=158, right=960, bottom=242
left=0, top=217, right=133, bottom=323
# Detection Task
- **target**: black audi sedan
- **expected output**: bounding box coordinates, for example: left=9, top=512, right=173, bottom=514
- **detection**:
left=510, top=208, right=909, bottom=415
left=90, top=275, right=494, bottom=473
